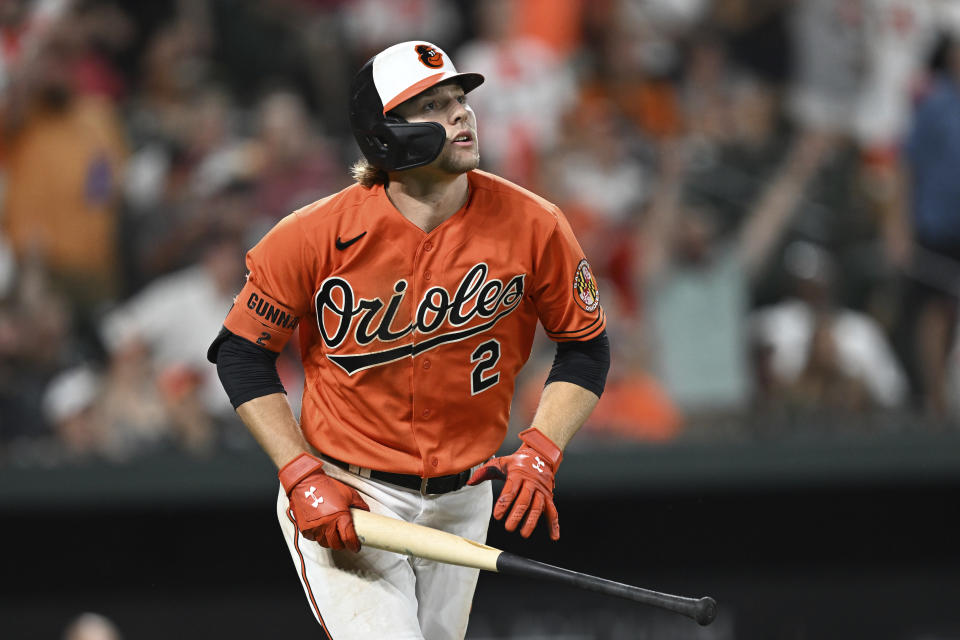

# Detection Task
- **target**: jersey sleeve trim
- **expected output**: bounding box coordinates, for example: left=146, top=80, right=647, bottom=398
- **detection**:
left=222, top=280, right=301, bottom=353
left=544, top=306, right=606, bottom=342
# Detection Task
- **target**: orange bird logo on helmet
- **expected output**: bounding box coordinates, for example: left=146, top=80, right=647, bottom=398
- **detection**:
left=415, top=44, right=444, bottom=69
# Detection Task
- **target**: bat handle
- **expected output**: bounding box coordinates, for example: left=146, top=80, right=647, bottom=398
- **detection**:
left=496, top=552, right=717, bottom=626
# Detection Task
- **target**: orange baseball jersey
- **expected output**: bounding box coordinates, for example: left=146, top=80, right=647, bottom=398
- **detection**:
left=222, top=169, right=605, bottom=476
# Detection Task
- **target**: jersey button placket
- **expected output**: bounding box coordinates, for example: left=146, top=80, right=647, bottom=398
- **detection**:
left=412, top=235, right=438, bottom=474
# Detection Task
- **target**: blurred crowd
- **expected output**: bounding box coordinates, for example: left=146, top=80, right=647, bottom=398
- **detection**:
left=3, top=0, right=960, bottom=466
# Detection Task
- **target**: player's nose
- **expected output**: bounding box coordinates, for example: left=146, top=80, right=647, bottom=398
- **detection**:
left=448, top=99, right=469, bottom=124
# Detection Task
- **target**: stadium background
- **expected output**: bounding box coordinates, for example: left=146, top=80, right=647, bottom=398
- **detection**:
left=1, top=0, right=959, bottom=638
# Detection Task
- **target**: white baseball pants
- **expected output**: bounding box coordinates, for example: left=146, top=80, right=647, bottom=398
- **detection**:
left=276, top=461, right=493, bottom=640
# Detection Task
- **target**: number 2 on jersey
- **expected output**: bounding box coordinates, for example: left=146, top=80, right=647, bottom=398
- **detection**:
left=470, top=339, right=501, bottom=395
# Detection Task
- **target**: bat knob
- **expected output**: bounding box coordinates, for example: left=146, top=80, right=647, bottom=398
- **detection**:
left=694, top=597, right=717, bottom=626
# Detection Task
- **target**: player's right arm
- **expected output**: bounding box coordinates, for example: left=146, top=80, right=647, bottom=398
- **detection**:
left=208, top=212, right=369, bottom=552
left=235, top=392, right=308, bottom=469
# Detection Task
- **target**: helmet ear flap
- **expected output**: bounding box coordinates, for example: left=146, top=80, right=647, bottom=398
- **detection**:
left=370, top=120, right=446, bottom=171
left=349, top=57, right=447, bottom=172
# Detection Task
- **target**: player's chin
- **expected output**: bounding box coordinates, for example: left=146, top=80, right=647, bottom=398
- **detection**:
left=440, top=151, right=480, bottom=175
left=458, top=146, right=481, bottom=168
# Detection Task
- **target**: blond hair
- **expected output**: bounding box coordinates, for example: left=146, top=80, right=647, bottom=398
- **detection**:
left=350, top=158, right=389, bottom=189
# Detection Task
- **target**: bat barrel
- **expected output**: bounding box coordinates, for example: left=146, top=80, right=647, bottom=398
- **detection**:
left=495, top=552, right=717, bottom=626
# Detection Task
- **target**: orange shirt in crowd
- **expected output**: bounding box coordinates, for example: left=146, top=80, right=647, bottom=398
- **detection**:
left=579, top=81, right=684, bottom=140
left=513, top=0, right=584, bottom=56
left=518, top=363, right=681, bottom=442
left=1, top=95, right=126, bottom=294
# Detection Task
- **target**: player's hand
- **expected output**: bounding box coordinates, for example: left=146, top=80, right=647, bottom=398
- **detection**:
left=279, top=453, right=370, bottom=552
left=467, top=427, right=563, bottom=540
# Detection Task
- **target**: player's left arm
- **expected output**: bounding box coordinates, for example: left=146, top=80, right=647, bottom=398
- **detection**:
left=533, top=330, right=611, bottom=447
left=469, top=205, right=609, bottom=539
left=528, top=380, right=600, bottom=450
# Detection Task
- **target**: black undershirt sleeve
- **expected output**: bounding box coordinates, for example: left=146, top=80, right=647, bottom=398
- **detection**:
left=209, top=328, right=287, bottom=409
left=545, top=329, right=611, bottom=398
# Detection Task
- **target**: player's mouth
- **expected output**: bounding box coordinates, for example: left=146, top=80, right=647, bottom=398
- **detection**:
left=450, top=131, right=474, bottom=147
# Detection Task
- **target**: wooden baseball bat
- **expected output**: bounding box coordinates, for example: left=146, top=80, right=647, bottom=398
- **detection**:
left=351, top=509, right=717, bottom=626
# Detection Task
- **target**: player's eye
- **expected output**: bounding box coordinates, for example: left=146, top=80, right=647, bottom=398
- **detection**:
left=456, top=95, right=466, bottom=104
left=422, top=101, right=436, bottom=112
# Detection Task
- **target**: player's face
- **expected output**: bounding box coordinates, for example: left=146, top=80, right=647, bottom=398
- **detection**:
left=393, top=83, right=480, bottom=174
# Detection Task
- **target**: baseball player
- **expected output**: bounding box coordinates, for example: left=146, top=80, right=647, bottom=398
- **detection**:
left=208, top=41, right=610, bottom=640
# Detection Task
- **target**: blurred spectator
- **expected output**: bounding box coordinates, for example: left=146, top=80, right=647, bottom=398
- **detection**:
left=751, top=241, right=907, bottom=414
left=94, top=336, right=170, bottom=460
left=682, top=30, right=739, bottom=145
left=99, top=225, right=246, bottom=456
left=516, top=354, right=681, bottom=444
left=123, top=85, right=251, bottom=289
left=125, top=19, right=211, bottom=151
left=510, top=0, right=585, bottom=56
left=0, top=14, right=127, bottom=324
left=457, top=0, right=577, bottom=185
left=788, top=0, right=941, bottom=145
left=249, top=89, right=343, bottom=222
left=342, top=0, right=460, bottom=55
left=541, top=95, right=652, bottom=315
left=642, top=130, right=832, bottom=415
left=787, top=0, right=867, bottom=138
left=793, top=0, right=960, bottom=282
left=41, top=364, right=106, bottom=459
left=515, top=288, right=681, bottom=443
left=580, top=2, right=685, bottom=144
left=678, top=26, right=790, bottom=231
left=70, top=1, right=135, bottom=102
left=889, top=35, right=960, bottom=418
left=0, top=0, right=70, bottom=96
left=711, top=0, right=792, bottom=86
left=62, top=612, right=122, bottom=640
left=121, top=19, right=230, bottom=287
left=0, top=257, right=76, bottom=445
left=852, top=0, right=942, bottom=152
left=187, top=88, right=246, bottom=198
left=785, top=0, right=951, bottom=271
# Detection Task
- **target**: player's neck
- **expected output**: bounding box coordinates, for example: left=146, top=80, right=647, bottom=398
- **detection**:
left=386, top=172, right=469, bottom=233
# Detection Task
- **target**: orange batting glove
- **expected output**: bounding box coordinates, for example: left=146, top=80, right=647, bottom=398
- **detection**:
left=467, top=427, right=563, bottom=540
left=279, top=453, right=370, bottom=552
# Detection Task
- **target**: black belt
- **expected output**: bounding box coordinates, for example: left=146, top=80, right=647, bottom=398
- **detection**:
left=320, top=454, right=473, bottom=495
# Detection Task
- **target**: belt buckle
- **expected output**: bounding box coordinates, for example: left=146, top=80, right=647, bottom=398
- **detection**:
left=420, top=476, right=430, bottom=495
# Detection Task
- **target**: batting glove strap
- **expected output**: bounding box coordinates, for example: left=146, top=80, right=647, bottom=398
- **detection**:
left=278, top=452, right=326, bottom=496
left=518, top=427, right=563, bottom=469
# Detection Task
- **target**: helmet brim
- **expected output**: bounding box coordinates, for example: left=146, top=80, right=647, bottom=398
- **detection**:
left=382, top=71, right=485, bottom=114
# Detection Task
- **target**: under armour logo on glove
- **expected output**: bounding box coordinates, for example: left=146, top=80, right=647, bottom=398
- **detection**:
left=304, top=486, right=324, bottom=508
left=467, top=427, right=564, bottom=540
left=279, top=453, right=370, bottom=552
